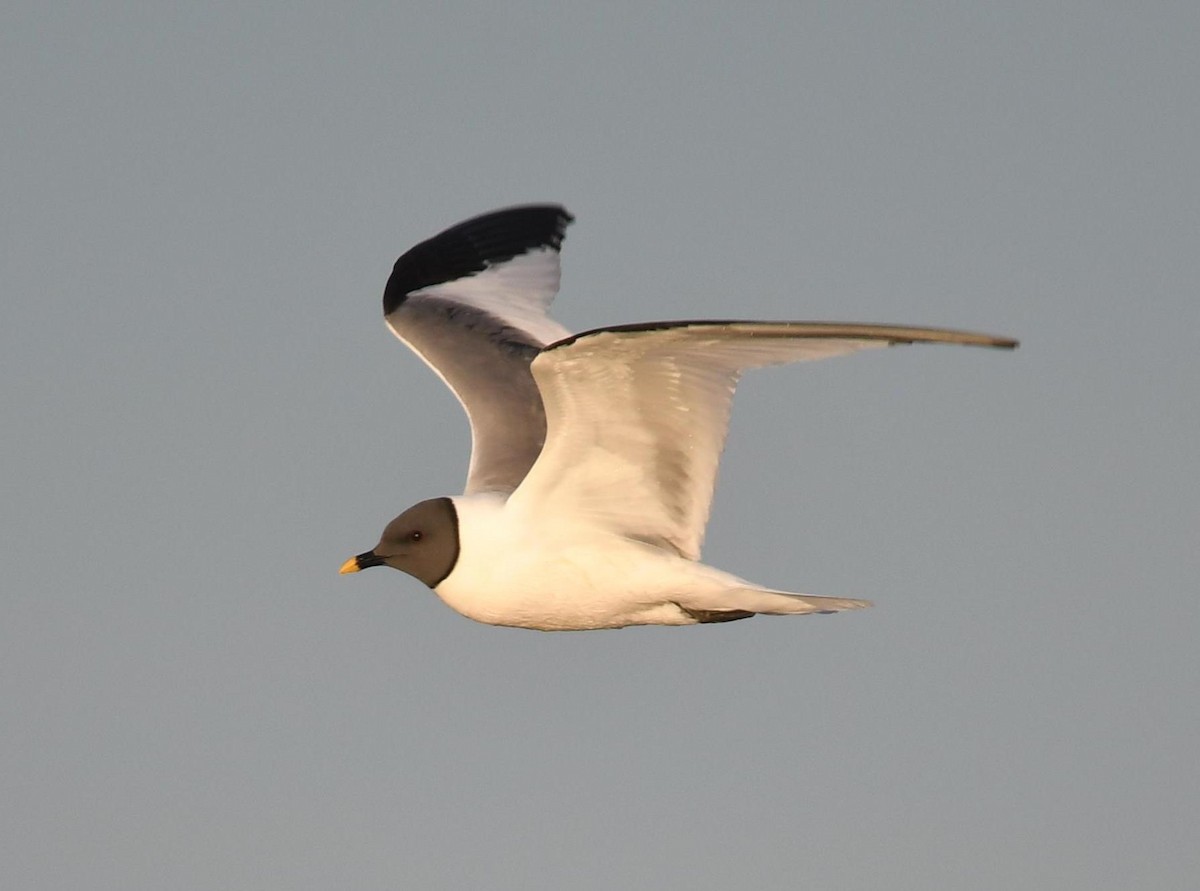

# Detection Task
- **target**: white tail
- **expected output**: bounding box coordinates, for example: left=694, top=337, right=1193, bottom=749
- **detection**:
left=723, top=587, right=873, bottom=615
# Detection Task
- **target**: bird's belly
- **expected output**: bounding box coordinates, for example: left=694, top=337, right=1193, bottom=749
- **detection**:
left=434, top=541, right=696, bottom=631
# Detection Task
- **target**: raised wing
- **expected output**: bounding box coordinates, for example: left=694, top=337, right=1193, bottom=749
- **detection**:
left=382, top=205, right=574, bottom=495
left=510, top=321, right=1017, bottom=560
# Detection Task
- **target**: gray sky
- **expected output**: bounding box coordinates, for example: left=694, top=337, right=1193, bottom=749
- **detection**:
left=3, top=3, right=1197, bottom=889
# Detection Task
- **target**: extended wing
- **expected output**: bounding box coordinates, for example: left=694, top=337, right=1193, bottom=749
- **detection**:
left=510, top=321, right=1017, bottom=560
left=382, top=205, right=574, bottom=495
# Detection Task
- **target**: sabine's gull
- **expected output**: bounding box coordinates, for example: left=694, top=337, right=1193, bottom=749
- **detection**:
left=340, top=205, right=1017, bottom=631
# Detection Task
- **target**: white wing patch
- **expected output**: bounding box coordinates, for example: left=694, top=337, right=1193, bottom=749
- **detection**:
left=409, top=248, right=571, bottom=345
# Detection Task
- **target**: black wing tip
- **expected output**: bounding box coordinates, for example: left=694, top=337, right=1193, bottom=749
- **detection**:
left=432, top=204, right=574, bottom=253
left=383, top=204, right=574, bottom=315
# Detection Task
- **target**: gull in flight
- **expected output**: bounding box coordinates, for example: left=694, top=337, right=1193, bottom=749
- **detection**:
left=340, top=205, right=1017, bottom=630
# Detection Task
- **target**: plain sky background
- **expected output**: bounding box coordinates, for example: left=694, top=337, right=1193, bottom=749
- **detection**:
left=3, top=3, right=1198, bottom=889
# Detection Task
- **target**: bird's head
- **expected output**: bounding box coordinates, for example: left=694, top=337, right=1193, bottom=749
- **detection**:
left=339, top=497, right=460, bottom=589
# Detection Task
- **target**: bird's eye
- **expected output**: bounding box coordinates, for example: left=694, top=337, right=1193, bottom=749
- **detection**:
left=409, top=531, right=423, bottom=542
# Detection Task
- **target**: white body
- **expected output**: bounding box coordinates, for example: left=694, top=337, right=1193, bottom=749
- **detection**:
left=435, top=494, right=863, bottom=630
